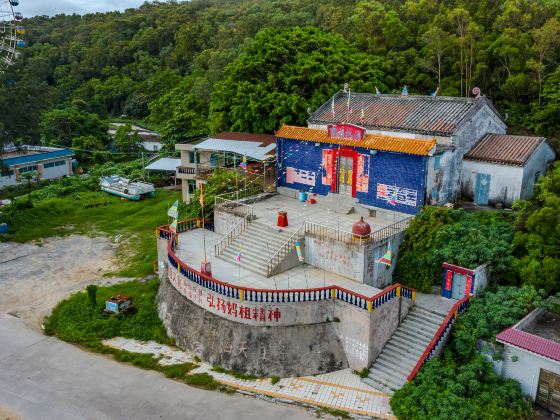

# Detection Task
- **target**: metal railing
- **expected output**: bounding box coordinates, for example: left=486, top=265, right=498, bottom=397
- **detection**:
left=156, top=220, right=415, bottom=313
left=177, top=166, right=196, bottom=175
left=304, top=216, right=414, bottom=245
left=214, top=196, right=255, bottom=219
left=214, top=215, right=251, bottom=257
left=406, top=296, right=472, bottom=382
left=266, top=224, right=306, bottom=276
left=214, top=185, right=264, bottom=202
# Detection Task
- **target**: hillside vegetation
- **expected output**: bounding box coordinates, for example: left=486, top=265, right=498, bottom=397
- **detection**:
left=1, top=0, right=559, bottom=151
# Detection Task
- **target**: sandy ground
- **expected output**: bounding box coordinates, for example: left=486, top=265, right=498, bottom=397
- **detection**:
left=0, top=406, right=24, bottom=420
left=0, top=235, right=126, bottom=330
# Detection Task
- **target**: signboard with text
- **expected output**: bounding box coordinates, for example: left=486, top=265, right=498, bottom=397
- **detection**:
left=327, top=124, right=365, bottom=141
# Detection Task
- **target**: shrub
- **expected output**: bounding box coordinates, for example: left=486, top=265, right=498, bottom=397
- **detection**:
left=184, top=373, right=219, bottom=390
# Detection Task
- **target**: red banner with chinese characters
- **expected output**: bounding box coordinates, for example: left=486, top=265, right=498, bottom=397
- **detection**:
left=327, top=123, right=365, bottom=141
left=465, top=275, right=473, bottom=296
left=445, top=270, right=453, bottom=290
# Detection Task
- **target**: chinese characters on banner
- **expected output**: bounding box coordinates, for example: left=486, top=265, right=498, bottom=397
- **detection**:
left=168, top=266, right=282, bottom=324
left=321, top=149, right=334, bottom=186
left=465, top=275, right=473, bottom=297
left=356, top=154, right=369, bottom=193
left=376, top=183, right=418, bottom=207
left=445, top=270, right=453, bottom=291
left=286, top=167, right=316, bottom=186
left=327, top=124, right=365, bottom=141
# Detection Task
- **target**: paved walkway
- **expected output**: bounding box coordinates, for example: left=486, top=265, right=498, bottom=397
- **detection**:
left=176, top=228, right=382, bottom=296
left=0, top=315, right=313, bottom=420
left=249, top=194, right=408, bottom=234
left=104, top=337, right=396, bottom=419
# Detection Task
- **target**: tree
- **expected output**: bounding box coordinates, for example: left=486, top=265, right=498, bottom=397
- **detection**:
left=209, top=27, right=386, bottom=133
left=114, top=124, right=143, bottom=152
left=419, top=26, right=453, bottom=89
left=72, top=135, right=108, bottom=165
left=40, top=107, right=108, bottom=147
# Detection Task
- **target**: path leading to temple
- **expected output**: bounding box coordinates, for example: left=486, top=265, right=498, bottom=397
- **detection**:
left=0, top=314, right=314, bottom=420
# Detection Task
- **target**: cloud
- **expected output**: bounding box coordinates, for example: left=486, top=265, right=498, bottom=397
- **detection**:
left=16, top=0, right=146, bottom=17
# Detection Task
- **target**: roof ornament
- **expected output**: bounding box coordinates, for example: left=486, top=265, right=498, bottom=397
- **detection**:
left=375, top=86, right=381, bottom=96
left=431, top=87, right=439, bottom=97
left=472, top=87, right=481, bottom=98
left=401, top=85, right=409, bottom=96
left=343, top=82, right=349, bottom=93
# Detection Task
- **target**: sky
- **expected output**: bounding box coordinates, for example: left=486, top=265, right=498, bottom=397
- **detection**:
left=16, top=0, right=147, bottom=17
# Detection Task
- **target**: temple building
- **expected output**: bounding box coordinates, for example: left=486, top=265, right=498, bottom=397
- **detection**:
left=274, top=89, right=554, bottom=213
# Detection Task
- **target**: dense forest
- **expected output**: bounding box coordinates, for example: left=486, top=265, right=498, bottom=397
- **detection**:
left=1, top=0, right=560, bottom=151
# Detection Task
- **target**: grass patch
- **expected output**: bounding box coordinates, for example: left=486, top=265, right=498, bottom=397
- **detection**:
left=44, top=279, right=173, bottom=348
left=1, top=189, right=178, bottom=278
left=212, top=365, right=258, bottom=381
left=270, top=376, right=280, bottom=385
left=184, top=373, right=219, bottom=390
left=161, top=363, right=199, bottom=379
left=316, top=407, right=351, bottom=419
left=358, top=367, right=369, bottom=379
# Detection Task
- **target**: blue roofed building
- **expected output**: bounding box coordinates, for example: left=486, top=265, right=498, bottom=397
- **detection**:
left=0, top=145, right=74, bottom=188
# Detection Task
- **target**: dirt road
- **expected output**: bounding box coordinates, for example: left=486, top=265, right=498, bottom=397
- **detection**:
left=0, top=235, right=124, bottom=330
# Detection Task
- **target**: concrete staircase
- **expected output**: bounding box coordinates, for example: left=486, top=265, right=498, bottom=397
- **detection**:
left=363, top=306, right=445, bottom=394
left=217, top=222, right=293, bottom=277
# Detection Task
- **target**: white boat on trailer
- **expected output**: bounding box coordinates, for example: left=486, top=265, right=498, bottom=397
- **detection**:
left=100, top=175, right=155, bottom=200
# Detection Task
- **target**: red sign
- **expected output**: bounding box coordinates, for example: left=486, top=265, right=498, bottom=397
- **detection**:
left=445, top=270, right=453, bottom=290
left=465, top=275, right=473, bottom=296
left=328, top=124, right=365, bottom=141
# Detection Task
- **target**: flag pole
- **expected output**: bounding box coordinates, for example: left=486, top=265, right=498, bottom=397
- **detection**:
left=200, top=182, right=207, bottom=263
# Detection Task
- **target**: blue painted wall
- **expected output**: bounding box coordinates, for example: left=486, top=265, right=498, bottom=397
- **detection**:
left=276, top=137, right=427, bottom=215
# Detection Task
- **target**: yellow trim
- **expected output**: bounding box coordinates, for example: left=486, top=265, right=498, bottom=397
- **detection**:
left=331, top=289, right=336, bottom=299
left=214, top=377, right=396, bottom=420
left=296, top=377, right=390, bottom=397
left=396, top=285, right=401, bottom=297
left=239, top=289, right=245, bottom=301
left=367, top=301, right=373, bottom=313
left=412, top=290, right=416, bottom=302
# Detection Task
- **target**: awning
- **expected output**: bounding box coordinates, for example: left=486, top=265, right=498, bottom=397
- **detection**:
left=145, top=158, right=181, bottom=171
left=194, top=138, right=276, bottom=161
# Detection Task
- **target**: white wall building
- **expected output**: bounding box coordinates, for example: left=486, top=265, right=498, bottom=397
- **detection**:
left=461, top=134, right=555, bottom=206
left=0, top=145, right=74, bottom=188
left=495, top=309, right=560, bottom=415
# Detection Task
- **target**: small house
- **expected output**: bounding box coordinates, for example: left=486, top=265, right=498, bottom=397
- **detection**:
left=495, top=309, right=560, bottom=415
left=461, top=134, right=555, bottom=206
left=441, top=262, right=489, bottom=300
left=0, top=145, right=74, bottom=188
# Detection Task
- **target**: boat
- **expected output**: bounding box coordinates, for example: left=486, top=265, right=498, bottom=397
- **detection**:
left=100, top=175, right=155, bottom=200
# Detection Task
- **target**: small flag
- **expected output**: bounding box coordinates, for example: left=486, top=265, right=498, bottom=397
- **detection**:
left=169, top=218, right=178, bottom=234
left=360, top=101, right=365, bottom=122
left=235, top=251, right=241, bottom=263
left=347, top=89, right=352, bottom=113
left=239, top=154, right=247, bottom=170
left=295, top=240, right=304, bottom=262
left=377, top=242, right=393, bottom=267
left=199, top=183, right=204, bottom=207
left=167, top=200, right=178, bottom=218
left=331, top=96, right=335, bottom=119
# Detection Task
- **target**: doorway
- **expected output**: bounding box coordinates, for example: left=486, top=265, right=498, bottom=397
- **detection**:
left=451, top=272, right=467, bottom=300
left=338, top=156, right=353, bottom=196
left=475, top=173, right=491, bottom=205
left=537, top=369, right=560, bottom=415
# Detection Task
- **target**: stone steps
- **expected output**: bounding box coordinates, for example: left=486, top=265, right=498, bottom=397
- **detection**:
left=216, top=221, right=296, bottom=277
left=362, top=305, right=445, bottom=395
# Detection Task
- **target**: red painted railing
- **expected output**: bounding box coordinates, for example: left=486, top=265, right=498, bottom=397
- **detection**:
left=156, top=219, right=416, bottom=311
left=406, top=295, right=472, bottom=381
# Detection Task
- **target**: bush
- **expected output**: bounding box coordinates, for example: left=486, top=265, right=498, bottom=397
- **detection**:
left=184, top=373, right=219, bottom=390
left=161, top=363, right=198, bottom=379
left=395, top=207, right=515, bottom=292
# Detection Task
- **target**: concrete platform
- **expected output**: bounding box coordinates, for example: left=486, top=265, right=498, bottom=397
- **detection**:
left=247, top=193, right=409, bottom=234
left=176, top=228, right=381, bottom=296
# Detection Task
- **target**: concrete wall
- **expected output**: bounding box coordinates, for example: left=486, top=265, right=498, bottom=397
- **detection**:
left=214, top=210, right=244, bottom=235
left=157, top=275, right=348, bottom=377
left=42, top=161, right=71, bottom=180
left=473, top=263, right=489, bottom=296
left=304, top=232, right=405, bottom=288
left=520, top=142, right=556, bottom=200
left=0, top=173, right=17, bottom=188
left=461, top=160, right=524, bottom=205
left=157, top=234, right=414, bottom=375
left=501, top=345, right=560, bottom=400
left=432, top=105, right=507, bottom=204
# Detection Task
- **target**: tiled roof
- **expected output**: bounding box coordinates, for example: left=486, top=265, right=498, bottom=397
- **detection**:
left=308, top=91, right=502, bottom=136
left=2, top=148, right=74, bottom=167
left=215, top=132, right=276, bottom=146
left=464, top=134, right=547, bottom=166
left=195, top=138, right=276, bottom=161
left=276, top=125, right=436, bottom=156
left=496, top=327, right=560, bottom=362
